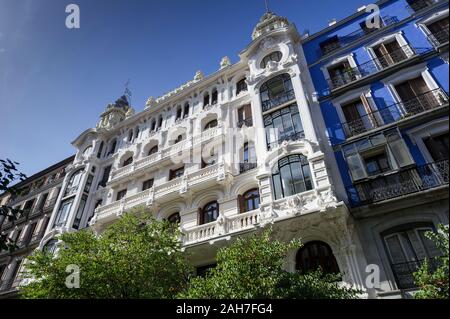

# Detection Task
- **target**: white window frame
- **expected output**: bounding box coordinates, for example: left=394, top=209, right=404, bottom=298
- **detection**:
left=365, top=31, right=414, bottom=70
left=331, top=85, right=382, bottom=129
left=406, top=117, right=449, bottom=163
left=381, top=63, right=440, bottom=113
left=321, top=53, right=360, bottom=82
left=416, top=8, right=449, bottom=45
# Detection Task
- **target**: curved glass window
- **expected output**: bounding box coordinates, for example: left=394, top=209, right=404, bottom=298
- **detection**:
left=240, top=189, right=260, bottom=213
left=272, top=155, right=313, bottom=200
left=200, top=201, right=219, bottom=225
left=260, top=74, right=294, bottom=112
left=167, top=213, right=181, bottom=224
left=296, top=241, right=340, bottom=274
left=264, top=104, right=304, bottom=150
left=260, top=51, right=282, bottom=69
left=64, top=169, right=84, bottom=197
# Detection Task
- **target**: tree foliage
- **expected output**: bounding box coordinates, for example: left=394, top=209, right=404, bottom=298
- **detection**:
left=414, top=224, right=449, bottom=299
left=20, top=211, right=191, bottom=299
left=180, top=228, right=359, bottom=299
left=0, top=158, right=27, bottom=251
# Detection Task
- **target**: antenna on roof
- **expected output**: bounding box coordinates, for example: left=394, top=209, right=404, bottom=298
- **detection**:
left=124, top=79, right=132, bottom=106
left=264, top=0, right=270, bottom=13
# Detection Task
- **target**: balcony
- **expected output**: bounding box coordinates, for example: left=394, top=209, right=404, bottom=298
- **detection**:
left=341, top=89, right=449, bottom=138
left=347, top=160, right=449, bottom=207
left=428, top=28, right=450, bottom=48
left=318, top=16, right=399, bottom=58
left=391, top=258, right=441, bottom=289
left=239, top=162, right=258, bottom=174
left=237, top=118, right=253, bottom=128
left=183, top=209, right=260, bottom=246
left=327, top=45, right=416, bottom=91
left=267, top=131, right=305, bottom=150
left=94, top=164, right=226, bottom=224
left=261, top=90, right=296, bottom=113
left=406, top=0, right=440, bottom=14
left=109, top=126, right=224, bottom=183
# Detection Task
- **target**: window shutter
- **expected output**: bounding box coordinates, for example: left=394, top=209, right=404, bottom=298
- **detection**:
left=347, top=154, right=368, bottom=181
left=238, top=195, right=245, bottom=214
left=407, top=230, right=427, bottom=260
left=388, top=138, right=415, bottom=168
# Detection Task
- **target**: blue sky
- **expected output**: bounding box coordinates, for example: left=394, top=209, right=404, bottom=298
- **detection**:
left=0, top=0, right=369, bottom=176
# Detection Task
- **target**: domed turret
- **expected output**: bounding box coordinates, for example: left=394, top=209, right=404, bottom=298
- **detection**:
left=96, top=95, right=134, bottom=130
left=252, top=11, right=290, bottom=40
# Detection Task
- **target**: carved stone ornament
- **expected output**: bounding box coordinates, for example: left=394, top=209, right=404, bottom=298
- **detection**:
left=260, top=37, right=275, bottom=50
left=220, top=56, right=231, bottom=69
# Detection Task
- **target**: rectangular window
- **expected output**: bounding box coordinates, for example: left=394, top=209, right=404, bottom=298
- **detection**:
left=72, top=195, right=88, bottom=230
left=54, top=199, right=73, bottom=227
left=343, top=129, right=414, bottom=182
left=98, top=165, right=112, bottom=188
left=423, top=132, right=449, bottom=161
left=320, top=35, right=341, bottom=55
left=116, top=189, right=127, bottom=201
left=84, top=175, right=94, bottom=193
left=169, top=167, right=185, bottom=181
left=142, top=179, right=154, bottom=191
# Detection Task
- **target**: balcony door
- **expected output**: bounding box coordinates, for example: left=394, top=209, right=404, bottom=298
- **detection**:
left=394, top=77, right=436, bottom=114
left=427, top=18, right=449, bottom=46
left=423, top=133, right=449, bottom=162
left=383, top=223, right=441, bottom=289
left=328, top=61, right=356, bottom=88
left=341, top=96, right=376, bottom=136
left=373, top=40, right=407, bottom=68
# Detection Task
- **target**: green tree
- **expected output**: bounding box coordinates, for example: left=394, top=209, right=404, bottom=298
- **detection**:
left=180, top=228, right=359, bottom=299
left=0, top=159, right=27, bottom=251
left=414, top=224, right=449, bottom=299
left=20, top=211, right=191, bottom=299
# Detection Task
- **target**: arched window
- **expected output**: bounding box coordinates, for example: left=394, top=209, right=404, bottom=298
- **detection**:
left=64, top=169, right=84, bottom=196
left=203, top=93, right=210, bottom=107
left=272, top=155, right=313, bottom=200
left=296, top=241, right=340, bottom=274
left=260, top=74, right=294, bottom=112
left=134, top=128, right=140, bottom=140
left=211, top=89, right=218, bottom=105
left=183, top=103, right=190, bottom=118
left=148, top=146, right=158, bottom=156
left=204, top=119, right=218, bottom=130
left=123, top=156, right=133, bottom=167
left=158, top=116, right=163, bottom=129
left=176, top=106, right=182, bottom=120
left=128, top=130, right=133, bottom=142
left=96, top=141, right=104, bottom=158
left=260, top=51, right=283, bottom=69
left=239, top=189, right=260, bottom=213
left=167, top=213, right=181, bottom=224
left=236, top=78, right=248, bottom=95
left=82, top=146, right=93, bottom=157
left=150, top=119, right=156, bottom=131
left=199, top=201, right=219, bottom=225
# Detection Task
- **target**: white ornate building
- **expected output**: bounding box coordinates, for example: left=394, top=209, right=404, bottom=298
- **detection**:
left=39, top=12, right=379, bottom=295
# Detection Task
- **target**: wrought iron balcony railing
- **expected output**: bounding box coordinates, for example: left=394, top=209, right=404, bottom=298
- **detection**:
left=341, top=89, right=449, bottom=138
left=347, top=160, right=449, bottom=207
left=428, top=28, right=450, bottom=47
left=327, top=45, right=416, bottom=90
left=391, top=257, right=441, bottom=290
left=237, top=118, right=253, bottom=128
left=406, top=0, right=440, bottom=14
left=267, top=131, right=305, bottom=150
left=240, top=163, right=258, bottom=174
left=261, top=90, right=296, bottom=113
left=318, top=16, right=399, bottom=57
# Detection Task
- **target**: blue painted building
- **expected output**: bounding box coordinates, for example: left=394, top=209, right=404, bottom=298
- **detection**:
left=303, top=0, right=448, bottom=297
